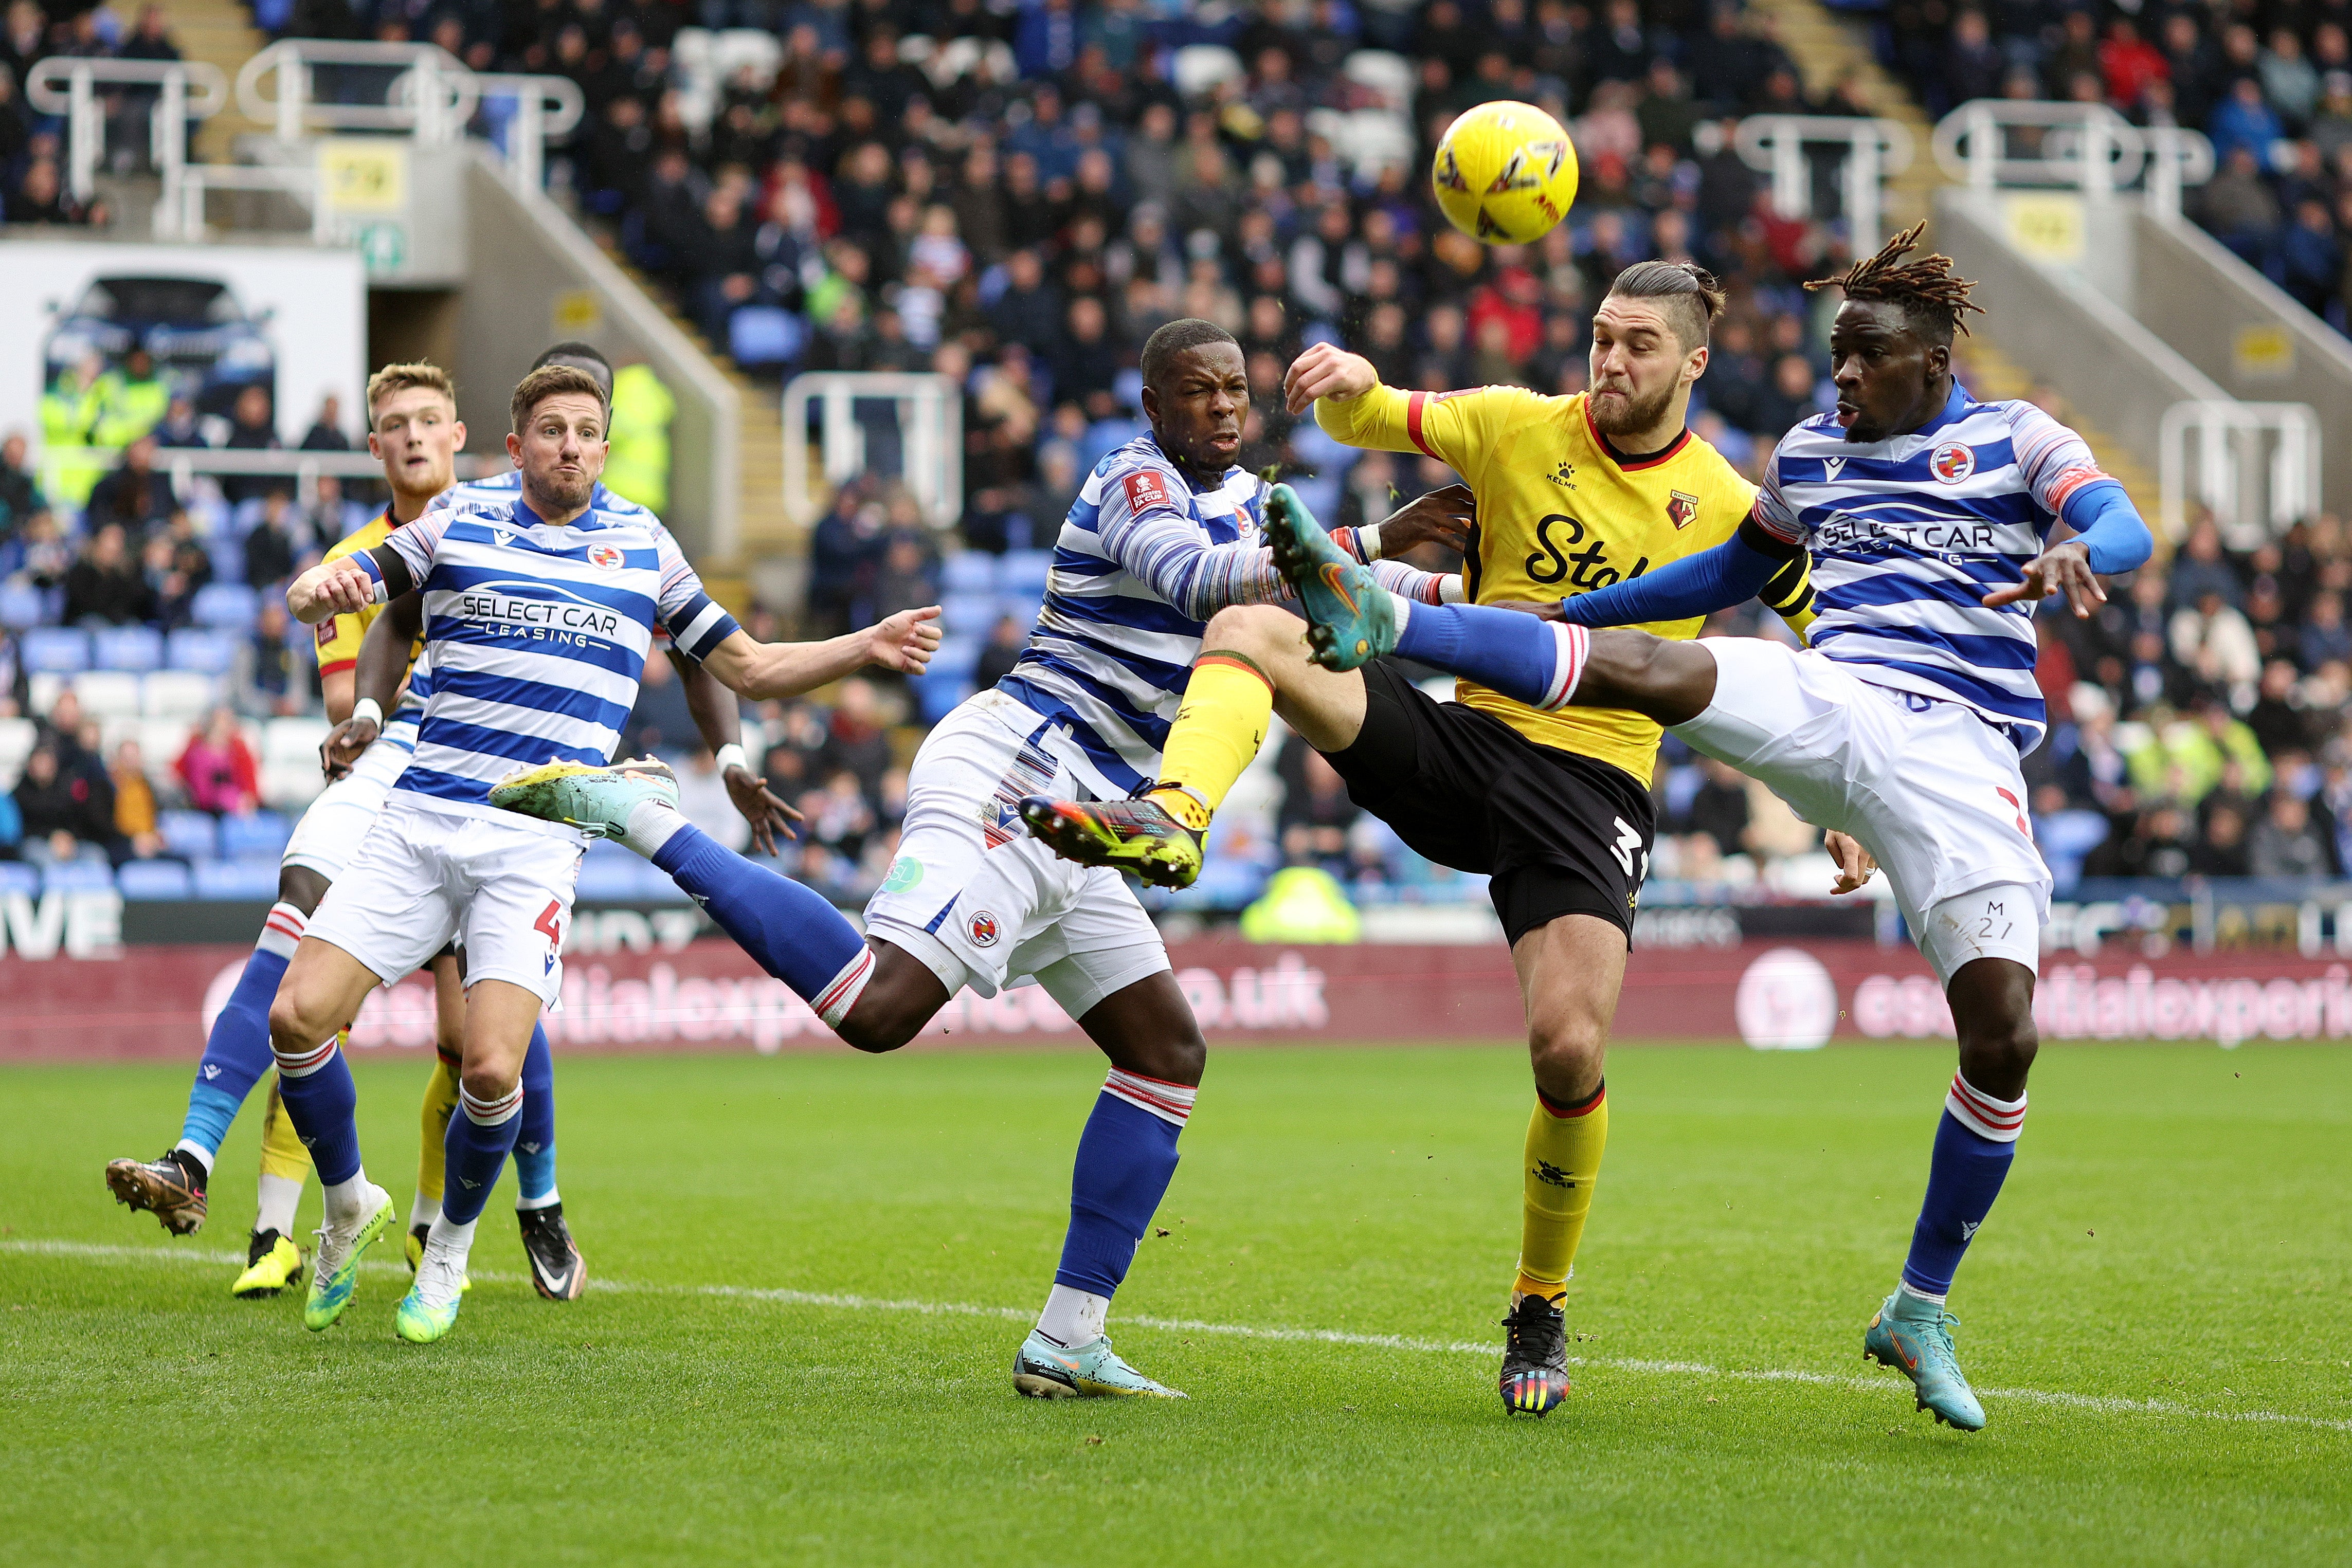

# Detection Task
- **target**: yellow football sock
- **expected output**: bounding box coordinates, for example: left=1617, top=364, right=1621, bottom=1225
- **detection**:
left=1514, top=1083, right=1607, bottom=1301
left=415, top=1048, right=462, bottom=1207
left=1148, top=651, right=1274, bottom=830
left=257, top=1075, right=311, bottom=1182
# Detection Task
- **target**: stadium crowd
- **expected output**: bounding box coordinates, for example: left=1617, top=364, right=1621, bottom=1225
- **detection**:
left=1882, top=0, right=2352, bottom=332
left=0, top=0, right=2343, bottom=908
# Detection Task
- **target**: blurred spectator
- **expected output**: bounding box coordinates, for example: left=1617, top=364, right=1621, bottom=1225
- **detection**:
left=222, top=386, right=283, bottom=504
left=63, top=523, right=154, bottom=625
left=676, top=748, right=750, bottom=851
left=241, top=492, right=305, bottom=587
left=1278, top=742, right=1360, bottom=873
left=2250, top=792, right=2338, bottom=877
left=235, top=599, right=307, bottom=716
left=111, top=738, right=165, bottom=860
left=823, top=678, right=892, bottom=799
left=0, top=430, right=40, bottom=546
left=299, top=393, right=351, bottom=451
left=972, top=613, right=1027, bottom=691
left=174, top=707, right=259, bottom=816
left=14, top=744, right=114, bottom=865
left=84, top=435, right=175, bottom=535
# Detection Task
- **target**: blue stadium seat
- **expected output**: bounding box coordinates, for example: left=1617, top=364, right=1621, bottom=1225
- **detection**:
left=728, top=306, right=804, bottom=368
left=911, top=673, right=974, bottom=726
left=928, top=634, right=983, bottom=678
left=996, top=550, right=1054, bottom=594
left=158, top=810, right=219, bottom=860
left=218, top=811, right=293, bottom=860
left=93, top=625, right=164, bottom=672
left=192, top=583, right=258, bottom=628
left=0, top=862, right=37, bottom=898
left=20, top=627, right=89, bottom=674
left=205, top=538, right=245, bottom=584
left=193, top=860, right=280, bottom=901
left=941, top=552, right=997, bottom=595
left=41, top=859, right=115, bottom=894
left=166, top=628, right=239, bottom=676
left=0, top=580, right=43, bottom=630
left=575, top=857, right=643, bottom=902
left=940, top=593, right=1001, bottom=637
left=117, top=860, right=194, bottom=900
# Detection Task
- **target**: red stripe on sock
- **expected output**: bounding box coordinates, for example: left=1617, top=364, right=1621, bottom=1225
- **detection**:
left=1538, top=1083, right=1605, bottom=1118
left=1192, top=652, right=1274, bottom=694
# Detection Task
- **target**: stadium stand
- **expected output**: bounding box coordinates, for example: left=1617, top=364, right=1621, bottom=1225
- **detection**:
left=0, top=0, right=2343, bottom=914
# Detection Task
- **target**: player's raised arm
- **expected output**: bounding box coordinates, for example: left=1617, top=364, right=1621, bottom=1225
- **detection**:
left=698, top=608, right=944, bottom=702
left=318, top=589, right=423, bottom=779
left=1980, top=404, right=2152, bottom=615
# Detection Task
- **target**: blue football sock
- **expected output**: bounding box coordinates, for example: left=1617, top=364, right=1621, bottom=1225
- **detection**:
left=441, top=1081, right=523, bottom=1227
left=1392, top=601, right=1579, bottom=710
left=513, top=1023, right=557, bottom=1206
left=1901, top=1109, right=2018, bottom=1298
left=1053, top=1074, right=1193, bottom=1297
left=653, top=822, right=871, bottom=1016
left=273, top=1041, right=364, bottom=1188
left=178, top=906, right=305, bottom=1159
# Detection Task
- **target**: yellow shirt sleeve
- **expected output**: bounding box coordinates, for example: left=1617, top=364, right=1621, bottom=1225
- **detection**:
left=1314, top=383, right=1537, bottom=479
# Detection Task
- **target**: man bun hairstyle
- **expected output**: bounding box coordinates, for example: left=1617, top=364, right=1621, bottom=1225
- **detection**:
left=1605, top=260, right=1727, bottom=350
left=364, top=360, right=457, bottom=421
left=1805, top=220, right=1985, bottom=344
left=1140, top=317, right=1239, bottom=390
left=511, top=363, right=609, bottom=434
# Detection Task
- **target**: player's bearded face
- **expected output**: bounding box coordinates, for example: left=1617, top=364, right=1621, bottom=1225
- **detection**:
left=512, top=393, right=607, bottom=513
left=1586, top=298, right=1698, bottom=439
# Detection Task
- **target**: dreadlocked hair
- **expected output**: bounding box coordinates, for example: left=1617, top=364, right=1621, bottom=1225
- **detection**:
left=1804, top=221, right=1985, bottom=343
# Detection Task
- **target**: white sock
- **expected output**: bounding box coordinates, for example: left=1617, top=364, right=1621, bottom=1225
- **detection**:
left=426, top=1211, right=480, bottom=1255
left=1539, top=621, right=1590, bottom=710
left=1036, top=1284, right=1111, bottom=1348
left=411, top=1190, right=441, bottom=1230
left=1895, top=1281, right=1948, bottom=1310
left=172, top=1138, right=215, bottom=1176
left=515, top=1189, right=560, bottom=1212
left=815, top=945, right=877, bottom=1030
left=323, top=1170, right=373, bottom=1226
left=623, top=796, right=687, bottom=860
left=1389, top=591, right=1412, bottom=634
left=254, top=1173, right=302, bottom=1237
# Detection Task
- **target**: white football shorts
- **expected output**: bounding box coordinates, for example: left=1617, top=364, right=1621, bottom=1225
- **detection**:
left=304, top=794, right=585, bottom=1006
left=1674, top=638, right=2049, bottom=986
left=280, top=722, right=415, bottom=881
left=863, top=687, right=1169, bottom=1022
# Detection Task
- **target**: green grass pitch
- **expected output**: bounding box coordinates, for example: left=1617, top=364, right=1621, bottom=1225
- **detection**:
left=3, top=1042, right=2348, bottom=1565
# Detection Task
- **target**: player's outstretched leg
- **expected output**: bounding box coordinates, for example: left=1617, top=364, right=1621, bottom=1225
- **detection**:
left=104, top=899, right=316, bottom=1235
left=490, top=759, right=878, bottom=1029
left=1862, top=957, right=2034, bottom=1432
left=511, top=1023, right=585, bottom=1301
left=1260, top=482, right=1397, bottom=669
left=268, top=940, right=395, bottom=1331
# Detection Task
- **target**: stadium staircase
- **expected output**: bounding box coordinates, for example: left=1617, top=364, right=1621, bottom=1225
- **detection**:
left=1950, top=336, right=2164, bottom=534
left=164, top=0, right=272, bottom=162
left=1744, top=0, right=1939, bottom=229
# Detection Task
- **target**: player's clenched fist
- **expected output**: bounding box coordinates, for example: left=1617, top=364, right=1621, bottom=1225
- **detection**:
left=1283, top=343, right=1379, bottom=415
left=864, top=604, right=944, bottom=674
left=286, top=555, right=376, bottom=624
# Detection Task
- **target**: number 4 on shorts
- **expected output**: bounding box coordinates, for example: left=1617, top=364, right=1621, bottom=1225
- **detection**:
left=535, top=899, right=564, bottom=951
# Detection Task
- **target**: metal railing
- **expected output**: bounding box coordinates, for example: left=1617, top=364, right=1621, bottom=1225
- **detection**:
left=782, top=372, right=963, bottom=528
left=1932, top=100, right=2213, bottom=215
left=1732, top=115, right=1913, bottom=244
left=2157, top=400, right=2322, bottom=545
left=24, top=57, right=228, bottom=205
left=472, top=72, right=586, bottom=194
left=236, top=39, right=477, bottom=145
left=43, top=444, right=509, bottom=515
left=154, top=161, right=329, bottom=243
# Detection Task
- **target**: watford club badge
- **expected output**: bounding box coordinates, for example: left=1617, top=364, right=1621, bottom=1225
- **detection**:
left=1666, top=491, right=1698, bottom=530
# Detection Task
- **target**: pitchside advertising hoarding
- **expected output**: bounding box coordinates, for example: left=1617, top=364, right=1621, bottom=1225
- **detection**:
left=5, top=915, right=2352, bottom=1060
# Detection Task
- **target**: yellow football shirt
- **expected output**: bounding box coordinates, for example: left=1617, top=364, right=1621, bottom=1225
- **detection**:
left=312, top=508, right=424, bottom=682
left=1317, top=382, right=1782, bottom=787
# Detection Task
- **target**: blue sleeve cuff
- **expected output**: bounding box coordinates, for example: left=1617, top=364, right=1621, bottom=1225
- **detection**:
left=2059, top=480, right=2152, bottom=576
left=1555, top=526, right=1788, bottom=627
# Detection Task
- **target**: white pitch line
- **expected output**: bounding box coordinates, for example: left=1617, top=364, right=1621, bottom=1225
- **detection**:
left=9, top=1238, right=2348, bottom=1434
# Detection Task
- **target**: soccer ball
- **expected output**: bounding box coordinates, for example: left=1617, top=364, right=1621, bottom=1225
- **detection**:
left=1431, top=100, right=1580, bottom=245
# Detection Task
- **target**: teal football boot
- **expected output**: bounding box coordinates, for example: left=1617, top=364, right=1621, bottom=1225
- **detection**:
left=1012, top=1330, right=1187, bottom=1400
left=488, top=758, right=680, bottom=854
left=1864, top=1290, right=1988, bottom=1431
left=394, top=1228, right=471, bottom=1344
left=303, top=1183, right=393, bottom=1332
left=1260, top=482, right=1397, bottom=671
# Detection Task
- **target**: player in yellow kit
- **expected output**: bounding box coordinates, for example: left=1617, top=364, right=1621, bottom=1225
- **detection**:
left=1022, top=262, right=1817, bottom=1417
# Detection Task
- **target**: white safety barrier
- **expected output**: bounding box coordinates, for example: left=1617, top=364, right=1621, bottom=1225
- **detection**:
left=1732, top=115, right=1913, bottom=244
left=24, top=57, right=227, bottom=206
left=1933, top=100, right=2213, bottom=216
left=2158, top=400, right=2322, bottom=545
left=781, top=372, right=963, bottom=528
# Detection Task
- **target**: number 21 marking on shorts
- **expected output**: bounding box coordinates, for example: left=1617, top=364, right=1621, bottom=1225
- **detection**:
left=1609, top=816, right=1649, bottom=883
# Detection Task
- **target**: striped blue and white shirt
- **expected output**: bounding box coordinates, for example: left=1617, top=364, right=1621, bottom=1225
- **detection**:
left=355, top=490, right=740, bottom=826
left=1751, top=385, right=2112, bottom=752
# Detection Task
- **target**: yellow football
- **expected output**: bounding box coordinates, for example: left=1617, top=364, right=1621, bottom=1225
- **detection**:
left=1431, top=99, right=1580, bottom=245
